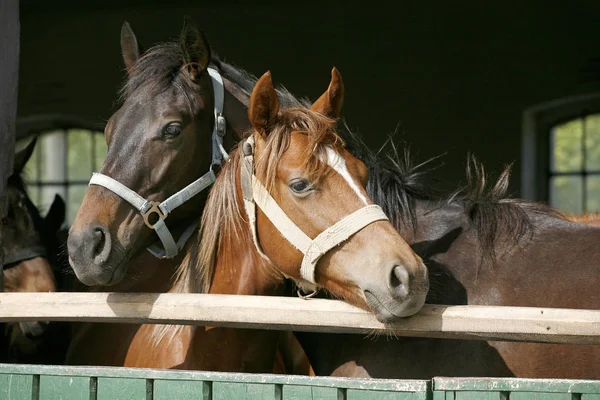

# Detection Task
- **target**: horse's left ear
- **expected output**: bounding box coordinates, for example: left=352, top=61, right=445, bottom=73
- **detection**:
left=311, top=67, right=344, bottom=119
left=44, top=194, right=66, bottom=233
left=13, top=137, right=37, bottom=174
left=180, top=16, right=211, bottom=82
left=121, top=21, right=142, bottom=77
left=249, top=71, right=280, bottom=137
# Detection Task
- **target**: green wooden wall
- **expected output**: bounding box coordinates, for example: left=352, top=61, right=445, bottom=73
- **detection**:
left=1, top=364, right=600, bottom=400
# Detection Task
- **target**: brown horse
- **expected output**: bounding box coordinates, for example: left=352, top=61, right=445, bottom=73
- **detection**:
left=65, top=19, right=228, bottom=366
left=1, top=138, right=68, bottom=363
left=294, top=133, right=600, bottom=379
left=65, top=18, right=367, bottom=370
left=121, top=69, right=428, bottom=371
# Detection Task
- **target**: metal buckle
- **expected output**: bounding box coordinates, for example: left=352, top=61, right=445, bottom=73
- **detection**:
left=216, top=114, right=226, bottom=136
left=297, top=287, right=317, bottom=300
left=141, top=201, right=167, bottom=229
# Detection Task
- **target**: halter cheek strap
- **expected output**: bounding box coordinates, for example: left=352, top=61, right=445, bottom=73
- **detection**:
left=240, top=135, right=389, bottom=289
left=88, top=67, right=228, bottom=259
left=3, top=246, right=48, bottom=269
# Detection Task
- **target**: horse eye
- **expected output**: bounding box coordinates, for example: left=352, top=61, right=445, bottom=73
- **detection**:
left=289, top=179, right=311, bottom=194
left=162, top=123, right=183, bottom=138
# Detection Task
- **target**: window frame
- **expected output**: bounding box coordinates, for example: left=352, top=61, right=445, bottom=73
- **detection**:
left=16, top=113, right=106, bottom=225
left=521, top=93, right=600, bottom=203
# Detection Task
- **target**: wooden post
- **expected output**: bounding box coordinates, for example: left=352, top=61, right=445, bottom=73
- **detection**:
left=0, top=0, right=20, bottom=288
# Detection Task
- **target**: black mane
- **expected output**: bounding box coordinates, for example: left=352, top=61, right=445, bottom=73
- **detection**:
left=120, top=42, right=192, bottom=101
left=457, top=155, right=562, bottom=265
left=344, top=128, right=564, bottom=265
left=342, top=126, right=441, bottom=231
left=211, top=54, right=311, bottom=109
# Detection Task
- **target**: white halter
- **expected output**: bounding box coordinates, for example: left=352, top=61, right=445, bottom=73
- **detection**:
left=240, top=135, right=389, bottom=292
left=88, top=67, right=228, bottom=259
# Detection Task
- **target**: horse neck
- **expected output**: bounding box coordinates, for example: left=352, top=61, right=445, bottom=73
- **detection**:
left=208, top=180, right=284, bottom=296
left=413, top=199, right=600, bottom=309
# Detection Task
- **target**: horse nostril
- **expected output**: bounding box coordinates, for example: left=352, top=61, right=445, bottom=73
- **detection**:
left=92, top=228, right=105, bottom=256
left=91, top=225, right=111, bottom=265
left=389, top=265, right=410, bottom=299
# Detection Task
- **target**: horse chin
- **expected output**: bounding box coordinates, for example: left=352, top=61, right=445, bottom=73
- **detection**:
left=69, top=252, right=129, bottom=287
left=364, top=290, right=426, bottom=322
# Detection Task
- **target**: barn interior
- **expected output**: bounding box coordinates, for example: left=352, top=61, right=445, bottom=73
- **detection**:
left=15, top=0, right=600, bottom=225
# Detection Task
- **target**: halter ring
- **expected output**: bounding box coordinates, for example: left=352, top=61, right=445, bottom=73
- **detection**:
left=142, top=201, right=167, bottom=229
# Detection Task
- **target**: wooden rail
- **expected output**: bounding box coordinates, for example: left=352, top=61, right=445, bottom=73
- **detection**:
left=0, top=292, right=599, bottom=345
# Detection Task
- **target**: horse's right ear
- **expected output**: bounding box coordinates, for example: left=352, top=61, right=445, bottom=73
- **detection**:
left=44, top=194, right=66, bottom=234
left=180, top=16, right=211, bottom=82
left=120, top=21, right=142, bottom=77
left=13, top=137, right=37, bottom=174
left=248, top=71, right=280, bottom=137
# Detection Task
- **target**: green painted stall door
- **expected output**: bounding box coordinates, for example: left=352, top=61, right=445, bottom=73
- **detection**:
left=0, top=374, right=36, bottom=400
left=97, top=377, right=148, bottom=400
left=39, top=375, right=91, bottom=400
left=281, top=385, right=341, bottom=400
left=153, top=379, right=209, bottom=400
left=511, top=394, right=580, bottom=400
left=454, top=392, right=508, bottom=400
left=347, top=389, right=429, bottom=400
left=212, top=381, right=282, bottom=400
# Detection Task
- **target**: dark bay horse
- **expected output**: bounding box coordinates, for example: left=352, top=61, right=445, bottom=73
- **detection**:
left=294, top=132, right=600, bottom=379
left=1, top=138, right=68, bottom=363
left=122, top=69, right=428, bottom=371
left=66, top=19, right=238, bottom=366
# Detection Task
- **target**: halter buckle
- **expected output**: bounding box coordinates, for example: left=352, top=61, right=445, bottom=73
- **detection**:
left=216, top=114, right=226, bottom=137
left=141, top=201, right=167, bottom=229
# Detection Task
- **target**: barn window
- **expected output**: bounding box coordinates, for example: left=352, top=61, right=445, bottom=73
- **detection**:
left=521, top=93, right=600, bottom=213
left=549, top=113, right=600, bottom=213
left=15, top=115, right=106, bottom=226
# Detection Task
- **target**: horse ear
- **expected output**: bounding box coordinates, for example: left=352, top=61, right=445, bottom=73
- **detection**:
left=13, top=137, right=37, bottom=174
left=180, top=16, right=211, bottom=82
left=248, top=71, right=280, bottom=136
left=44, top=194, right=66, bottom=233
left=120, top=21, right=142, bottom=77
left=310, top=67, right=344, bottom=119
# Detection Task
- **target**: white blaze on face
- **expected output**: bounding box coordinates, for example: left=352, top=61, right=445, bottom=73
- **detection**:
left=325, top=147, right=368, bottom=205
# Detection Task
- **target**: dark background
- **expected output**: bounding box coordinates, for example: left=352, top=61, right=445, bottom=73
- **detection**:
left=17, top=0, right=600, bottom=195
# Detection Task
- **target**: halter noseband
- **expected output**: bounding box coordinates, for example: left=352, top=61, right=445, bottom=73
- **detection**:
left=3, top=246, right=48, bottom=270
left=240, top=135, right=389, bottom=293
left=88, top=67, right=229, bottom=259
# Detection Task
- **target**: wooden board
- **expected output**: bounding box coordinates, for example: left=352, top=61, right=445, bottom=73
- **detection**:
left=0, top=292, right=598, bottom=344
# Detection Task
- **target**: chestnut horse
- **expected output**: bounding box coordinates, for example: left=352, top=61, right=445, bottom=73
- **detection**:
left=65, top=19, right=314, bottom=369
left=121, top=70, right=428, bottom=370
left=294, top=132, right=600, bottom=379
left=1, top=139, right=68, bottom=363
